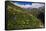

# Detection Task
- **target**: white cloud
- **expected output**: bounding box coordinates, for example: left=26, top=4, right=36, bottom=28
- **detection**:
left=13, top=2, right=44, bottom=9
left=32, top=3, right=44, bottom=8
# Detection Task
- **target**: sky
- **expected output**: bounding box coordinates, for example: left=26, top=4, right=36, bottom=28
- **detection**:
left=12, top=2, right=45, bottom=9
left=14, top=2, right=32, bottom=5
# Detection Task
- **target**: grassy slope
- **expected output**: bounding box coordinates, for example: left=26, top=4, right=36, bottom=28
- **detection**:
left=6, top=2, right=43, bottom=30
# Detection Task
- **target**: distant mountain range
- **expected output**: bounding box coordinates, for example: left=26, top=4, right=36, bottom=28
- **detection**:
left=12, top=2, right=45, bottom=10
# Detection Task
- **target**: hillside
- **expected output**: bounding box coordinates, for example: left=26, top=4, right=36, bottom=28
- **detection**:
left=5, top=2, right=44, bottom=30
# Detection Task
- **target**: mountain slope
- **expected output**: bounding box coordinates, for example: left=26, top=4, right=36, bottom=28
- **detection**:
left=5, top=2, right=43, bottom=30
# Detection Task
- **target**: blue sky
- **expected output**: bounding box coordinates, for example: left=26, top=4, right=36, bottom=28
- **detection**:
left=13, top=1, right=32, bottom=5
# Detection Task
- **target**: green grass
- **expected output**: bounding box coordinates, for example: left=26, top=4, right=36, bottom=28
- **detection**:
left=6, top=2, right=43, bottom=30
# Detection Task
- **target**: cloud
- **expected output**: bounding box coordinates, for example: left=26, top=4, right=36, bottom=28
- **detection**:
left=13, top=2, right=45, bottom=9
